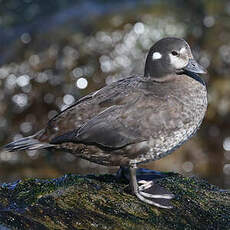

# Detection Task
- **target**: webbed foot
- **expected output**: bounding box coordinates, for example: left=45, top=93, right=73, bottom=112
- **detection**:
left=128, top=165, right=174, bottom=209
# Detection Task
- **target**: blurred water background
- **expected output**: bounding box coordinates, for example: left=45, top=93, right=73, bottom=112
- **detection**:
left=0, top=0, right=230, bottom=189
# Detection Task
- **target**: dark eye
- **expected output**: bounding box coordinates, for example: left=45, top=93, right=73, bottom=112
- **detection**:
left=171, top=50, right=179, bottom=56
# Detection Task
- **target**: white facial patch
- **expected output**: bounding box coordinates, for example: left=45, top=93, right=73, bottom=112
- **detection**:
left=169, top=52, right=188, bottom=69
left=180, top=47, right=187, bottom=54
left=152, top=52, right=162, bottom=60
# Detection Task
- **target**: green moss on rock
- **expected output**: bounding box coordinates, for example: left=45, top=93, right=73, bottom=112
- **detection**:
left=0, top=173, right=229, bottom=229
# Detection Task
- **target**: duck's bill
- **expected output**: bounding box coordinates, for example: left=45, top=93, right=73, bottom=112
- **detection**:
left=183, top=59, right=207, bottom=74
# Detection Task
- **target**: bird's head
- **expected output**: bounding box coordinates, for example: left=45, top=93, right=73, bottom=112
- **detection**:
left=144, top=37, right=207, bottom=79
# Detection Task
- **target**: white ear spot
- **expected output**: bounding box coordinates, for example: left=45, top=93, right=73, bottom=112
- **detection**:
left=152, top=52, right=162, bottom=60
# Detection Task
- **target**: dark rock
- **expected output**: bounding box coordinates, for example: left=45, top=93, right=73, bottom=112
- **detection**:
left=0, top=173, right=229, bottom=229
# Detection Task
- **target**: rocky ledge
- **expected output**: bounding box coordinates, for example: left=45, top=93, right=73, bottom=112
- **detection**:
left=0, top=172, right=229, bottom=230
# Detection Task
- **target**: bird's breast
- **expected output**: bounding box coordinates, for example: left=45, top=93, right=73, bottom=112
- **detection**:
left=129, top=76, right=208, bottom=165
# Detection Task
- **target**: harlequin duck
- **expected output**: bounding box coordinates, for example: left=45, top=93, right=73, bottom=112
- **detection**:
left=5, top=37, right=207, bottom=209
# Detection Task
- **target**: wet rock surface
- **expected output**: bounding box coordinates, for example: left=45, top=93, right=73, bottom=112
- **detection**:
left=0, top=173, right=229, bottom=230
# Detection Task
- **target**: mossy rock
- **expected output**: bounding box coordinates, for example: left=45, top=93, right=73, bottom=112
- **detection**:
left=0, top=173, right=229, bottom=230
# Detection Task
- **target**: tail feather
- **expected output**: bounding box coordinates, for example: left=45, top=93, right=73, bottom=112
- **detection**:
left=4, top=130, right=54, bottom=152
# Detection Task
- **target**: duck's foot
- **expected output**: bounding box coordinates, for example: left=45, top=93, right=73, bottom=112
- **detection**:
left=116, top=166, right=174, bottom=182
left=129, top=165, right=174, bottom=209
left=136, top=167, right=175, bottom=180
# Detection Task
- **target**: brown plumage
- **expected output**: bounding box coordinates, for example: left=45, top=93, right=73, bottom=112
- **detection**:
left=5, top=37, right=208, bottom=208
